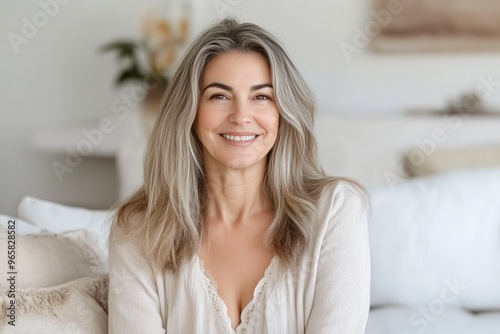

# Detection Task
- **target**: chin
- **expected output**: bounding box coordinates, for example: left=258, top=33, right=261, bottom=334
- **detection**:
left=224, top=161, right=254, bottom=170
left=221, top=157, right=262, bottom=170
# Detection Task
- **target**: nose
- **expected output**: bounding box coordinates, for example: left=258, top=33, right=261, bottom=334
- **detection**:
left=228, top=98, right=252, bottom=125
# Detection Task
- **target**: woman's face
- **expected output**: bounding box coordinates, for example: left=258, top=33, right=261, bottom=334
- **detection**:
left=195, top=51, right=279, bottom=171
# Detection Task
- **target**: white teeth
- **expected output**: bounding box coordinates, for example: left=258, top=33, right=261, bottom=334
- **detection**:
left=222, top=134, right=256, bottom=142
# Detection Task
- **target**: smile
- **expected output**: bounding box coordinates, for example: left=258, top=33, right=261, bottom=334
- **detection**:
left=221, top=134, right=257, bottom=142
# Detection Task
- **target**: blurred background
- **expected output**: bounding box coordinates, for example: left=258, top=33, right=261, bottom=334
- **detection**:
left=2, top=1, right=500, bottom=332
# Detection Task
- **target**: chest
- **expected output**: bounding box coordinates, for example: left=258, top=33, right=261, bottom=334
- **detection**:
left=166, top=257, right=306, bottom=334
left=198, top=220, right=274, bottom=330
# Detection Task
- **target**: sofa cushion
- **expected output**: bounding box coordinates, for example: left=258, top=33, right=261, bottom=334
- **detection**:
left=367, top=167, right=500, bottom=310
left=17, top=196, right=113, bottom=257
left=0, top=275, right=108, bottom=333
left=366, top=305, right=500, bottom=334
left=0, top=227, right=106, bottom=289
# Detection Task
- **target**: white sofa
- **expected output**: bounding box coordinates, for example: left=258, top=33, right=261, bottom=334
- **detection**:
left=365, top=167, right=500, bottom=334
left=314, top=114, right=500, bottom=333
left=2, top=115, right=500, bottom=333
left=3, top=167, right=499, bottom=333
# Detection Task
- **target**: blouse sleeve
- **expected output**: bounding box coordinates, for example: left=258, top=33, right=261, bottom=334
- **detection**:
left=305, top=182, right=371, bottom=334
left=108, top=225, right=166, bottom=334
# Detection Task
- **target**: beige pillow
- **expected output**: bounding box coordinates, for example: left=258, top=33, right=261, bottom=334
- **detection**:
left=0, top=275, right=108, bottom=333
left=0, top=227, right=106, bottom=289
left=403, top=144, right=500, bottom=177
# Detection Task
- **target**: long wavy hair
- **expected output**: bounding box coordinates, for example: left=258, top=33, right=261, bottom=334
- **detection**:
left=110, top=17, right=366, bottom=273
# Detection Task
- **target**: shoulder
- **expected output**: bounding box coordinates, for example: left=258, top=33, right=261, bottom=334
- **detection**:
left=108, top=210, right=147, bottom=261
left=108, top=218, right=155, bottom=275
left=314, top=178, right=369, bottom=236
left=319, top=178, right=369, bottom=214
left=108, top=189, right=148, bottom=242
left=109, top=207, right=145, bottom=241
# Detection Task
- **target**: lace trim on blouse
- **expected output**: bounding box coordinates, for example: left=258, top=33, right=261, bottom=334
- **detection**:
left=196, top=255, right=277, bottom=334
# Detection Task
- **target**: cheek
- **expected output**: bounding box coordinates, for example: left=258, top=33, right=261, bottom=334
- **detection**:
left=193, top=115, right=202, bottom=140
left=195, top=109, right=223, bottom=148
left=266, top=111, right=280, bottom=134
left=194, top=116, right=210, bottom=148
left=195, top=109, right=211, bottom=136
left=196, top=105, right=225, bottom=130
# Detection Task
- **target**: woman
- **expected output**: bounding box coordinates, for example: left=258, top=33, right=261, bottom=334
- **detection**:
left=108, top=18, right=370, bottom=334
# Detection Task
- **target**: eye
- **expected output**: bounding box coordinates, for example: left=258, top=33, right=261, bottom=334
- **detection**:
left=209, top=94, right=228, bottom=100
left=254, top=94, right=272, bottom=101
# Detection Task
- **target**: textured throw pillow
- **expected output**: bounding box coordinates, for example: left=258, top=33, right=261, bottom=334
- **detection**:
left=17, top=196, right=113, bottom=258
left=0, top=275, right=108, bottom=333
left=0, top=227, right=106, bottom=289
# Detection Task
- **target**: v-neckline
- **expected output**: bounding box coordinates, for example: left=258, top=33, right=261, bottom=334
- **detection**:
left=196, top=254, right=277, bottom=333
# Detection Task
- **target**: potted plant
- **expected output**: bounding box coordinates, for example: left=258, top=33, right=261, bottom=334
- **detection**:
left=100, top=9, right=189, bottom=135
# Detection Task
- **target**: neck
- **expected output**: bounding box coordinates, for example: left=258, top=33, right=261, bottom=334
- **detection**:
left=203, top=161, right=272, bottom=228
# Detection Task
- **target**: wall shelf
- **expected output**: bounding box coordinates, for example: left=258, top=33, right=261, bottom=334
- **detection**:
left=32, top=118, right=123, bottom=158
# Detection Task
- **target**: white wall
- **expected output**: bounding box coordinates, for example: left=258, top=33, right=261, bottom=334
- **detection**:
left=205, top=0, right=500, bottom=114
left=0, top=0, right=166, bottom=216
left=1, top=0, right=499, bottom=216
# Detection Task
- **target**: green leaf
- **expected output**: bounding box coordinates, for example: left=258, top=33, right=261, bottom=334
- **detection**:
left=99, top=40, right=138, bottom=52
left=116, top=68, right=145, bottom=85
left=100, top=41, right=141, bottom=60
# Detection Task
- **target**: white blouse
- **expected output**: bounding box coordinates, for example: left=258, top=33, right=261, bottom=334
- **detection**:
left=108, top=181, right=371, bottom=333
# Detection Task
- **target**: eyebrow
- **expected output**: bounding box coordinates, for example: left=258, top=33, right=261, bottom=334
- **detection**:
left=202, top=82, right=273, bottom=92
